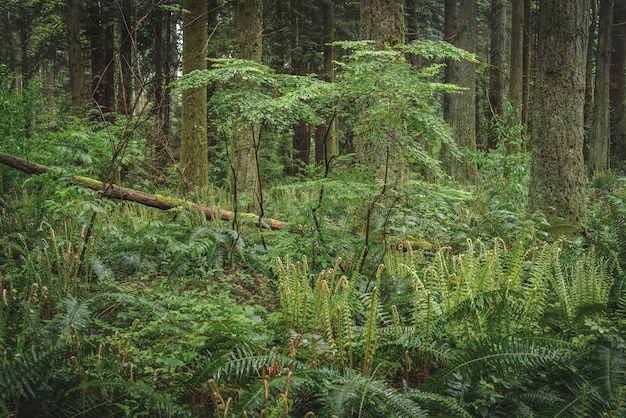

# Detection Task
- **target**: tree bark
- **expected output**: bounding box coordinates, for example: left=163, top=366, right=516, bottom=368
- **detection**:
left=528, top=0, right=589, bottom=225
left=232, top=0, right=263, bottom=197
left=610, top=0, right=626, bottom=161
left=509, top=0, right=524, bottom=128
left=589, top=0, right=613, bottom=175
left=443, top=0, right=478, bottom=183
left=117, top=0, right=133, bottom=116
left=66, top=0, right=83, bottom=110
left=0, top=152, right=287, bottom=230
left=315, top=1, right=339, bottom=167
left=180, top=0, right=209, bottom=189
left=356, top=0, right=406, bottom=182
left=487, top=0, right=506, bottom=149
left=585, top=1, right=599, bottom=127
left=522, top=0, right=532, bottom=124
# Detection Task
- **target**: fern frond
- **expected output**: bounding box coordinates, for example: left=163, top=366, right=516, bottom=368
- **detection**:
left=405, top=388, right=473, bottom=418
left=0, top=339, right=73, bottom=412
left=423, top=337, right=577, bottom=393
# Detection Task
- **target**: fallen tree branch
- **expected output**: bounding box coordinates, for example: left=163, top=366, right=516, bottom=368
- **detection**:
left=0, top=152, right=288, bottom=230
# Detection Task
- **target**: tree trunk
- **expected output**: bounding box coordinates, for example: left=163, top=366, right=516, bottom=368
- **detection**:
left=232, top=0, right=263, bottom=198
left=117, top=0, right=133, bottom=116
left=315, top=1, right=339, bottom=167
left=585, top=1, right=599, bottom=127
left=88, top=2, right=115, bottom=116
left=152, top=3, right=169, bottom=171
left=522, top=0, right=532, bottom=124
left=589, top=0, right=613, bottom=175
left=66, top=0, right=83, bottom=110
left=528, top=0, right=589, bottom=225
left=509, top=0, right=524, bottom=128
left=357, top=0, right=406, bottom=182
left=487, top=0, right=506, bottom=149
left=0, top=153, right=287, bottom=230
left=443, top=0, right=478, bottom=183
left=180, top=0, right=209, bottom=190
left=610, top=0, right=626, bottom=161
left=360, top=0, right=404, bottom=48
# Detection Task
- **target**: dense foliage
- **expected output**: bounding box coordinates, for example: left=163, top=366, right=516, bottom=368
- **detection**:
left=2, top=39, right=626, bottom=416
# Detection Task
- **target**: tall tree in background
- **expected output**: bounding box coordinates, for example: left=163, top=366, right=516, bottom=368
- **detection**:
left=117, top=0, right=133, bottom=116
left=66, top=0, right=82, bottom=110
left=232, top=0, right=263, bottom=199
left=357, top=0, right=406, bottom=182
left=528, top=0, right=589, bottom=224
left=509, top=0, right=524, bottom=128
left=88, top=1, right=116, bottom=114
left=314, top=0, right=339, bottom=167
left=610, top=0, right=626, bottom=161
left=443, top=0, right=478, bottom=183
left=584, top=1, right=598, bottom=127
left=522, top=0, right=532, bottom=123
left=180, top=0, right=208, bottom=189
left=487, top=0, right=506, bottom=149
left=589, top=0, right=613, bottom=174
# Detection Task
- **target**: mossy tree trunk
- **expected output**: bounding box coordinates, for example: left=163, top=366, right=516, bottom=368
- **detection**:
left=357, top=0, right=406, bottom=183
left=233, top=0, right=263, bottom=201
left=528, top=0, right=589, bottom=225
left=180, top=0, right=208, bottom=190
left=589, top=0, right=613, bottom=175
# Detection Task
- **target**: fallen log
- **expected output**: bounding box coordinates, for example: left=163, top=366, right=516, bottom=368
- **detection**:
left=0, top=152, right=288, bottom=230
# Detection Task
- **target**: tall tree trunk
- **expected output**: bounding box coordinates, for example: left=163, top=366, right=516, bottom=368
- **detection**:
left=360, top=0, right=404, bottom=48
left=88, top=2, right=115, bottom=115
left=287, top=1, right=311, bottom=175
left=522, top=0, right=532, bottom=124
left=152, top=3, right=168, bottom=171
left=117, top=0, right=133, bottom=116
left=589, top=0, right=613, bottom=175
left=406, top=0, right=421, bottom=66
left=585, top=1, right=599, bottom=127
left=528, top=0, right=589, bottom=225
left=509, top=0, right=524, bottom=128
left=180, top=0, right=208, bottom=189
left=487, top=0, right=506, bottom=149
left=233, top=0, right=263, bottom=201
left=443, top=0, right=478, bottom=183
left=315, top=1, right=339, bottom=168
left=66, top=0, right=83, bottom=110
left=610, top=0, right=626, bottom=161
left=357, top=0, right=406, bottom=183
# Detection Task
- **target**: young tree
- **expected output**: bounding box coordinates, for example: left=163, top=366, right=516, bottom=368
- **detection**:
left=589, top=0, right=613, bottom=174
left=357, top=0, right=406, bottom=182
left=180, top=0, right=208, bottom=189
left=528, top=0, right=589, bottom=225
left=443, top=0, right=478, bottom=183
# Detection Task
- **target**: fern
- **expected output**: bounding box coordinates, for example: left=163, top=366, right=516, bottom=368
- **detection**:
left=0, top=339, right=73, bottom=413
left=422, top=336, right=578, bottom=393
